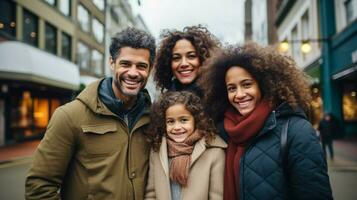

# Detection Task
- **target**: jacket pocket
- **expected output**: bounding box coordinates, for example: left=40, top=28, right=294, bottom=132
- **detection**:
left=82, top=124, right=124, bottom=157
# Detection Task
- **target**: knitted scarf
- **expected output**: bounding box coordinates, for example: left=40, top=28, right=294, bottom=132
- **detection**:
left=167, top=130, right=203, bottom=186
left=223, top=100, right=272, bottom=200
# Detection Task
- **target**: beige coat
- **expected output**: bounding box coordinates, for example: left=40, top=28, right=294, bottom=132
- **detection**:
left=25, top=80, right=151, bottom=200
left=145, top=136, right=227, bottom=200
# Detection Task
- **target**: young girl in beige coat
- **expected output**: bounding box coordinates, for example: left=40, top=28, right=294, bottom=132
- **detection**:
left=145, top=91, right=226, bottom=200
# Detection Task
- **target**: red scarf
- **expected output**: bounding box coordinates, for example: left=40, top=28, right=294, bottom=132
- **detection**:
left=223, top=100, right=272, bottom=200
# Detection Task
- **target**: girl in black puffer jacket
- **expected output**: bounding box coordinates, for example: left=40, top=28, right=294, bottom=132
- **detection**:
left=200, top=43, right=332, bottom=200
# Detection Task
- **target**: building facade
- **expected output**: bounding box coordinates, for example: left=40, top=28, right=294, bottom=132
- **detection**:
left=244, top=0, right=278, bottom=45
left=0, top=0, right=107, bottom=146
left=275, top=0, right=357, bottom=136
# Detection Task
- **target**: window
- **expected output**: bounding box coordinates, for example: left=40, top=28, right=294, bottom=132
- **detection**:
left=59, top=0, right=71, bottom=16
left=301, top=11, right=309, bottom=59
left=343, top=83, right=357, bottom=121
left=301, top=11, right=309, bottom=40
left=0, top=0, right=16, bottom=38
left=92, top=50, right=103, bottom=75
left=62, top=32, right=72, bottom=60
left=110, top=7, right=120, bottom=24
left=92, top=18, right=104, bottom=43
left=93, top=0, right=105, bottom=11
left=345, top=0, right=357, bottom=24
left=291, top=26, right=299, bottom=59
left=77, top=4, right=90, bottom=32
left=44, top=0, right=56, bottom=6
left=45, top=23, right=57, bottom=54
left=77, top=42, right=90, bottom=70
left=23, top=10, right=38, bottom=47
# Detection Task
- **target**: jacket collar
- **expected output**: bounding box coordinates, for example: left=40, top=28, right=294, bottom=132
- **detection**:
left=76, top=78, right=114, bottom=116
left=254, top=102, right=307, bottom=139
left=159, top=135, right=227, bottom=177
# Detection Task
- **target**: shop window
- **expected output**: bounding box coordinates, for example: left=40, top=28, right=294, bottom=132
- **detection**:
left=77, top=41, right=90, bottom=70
left=45, top=22, right=57, bottom=55
left=10, top=91, right=33, bottom=140
left=59, top=0, right=71, bottom=16
left=0, top=0, right=16, bottom=38
left=50, top=99, right=60, bottom=116
left=343, top=84, right=357, bottom=121
left=23, top=9, right=38, bottom=47
left=10, top=91, right=64, bottom=141
left=77, top=4, right=90, bottom=32
left=93, top=0, right=105, bottom=11
left=92, top=49, right=103, bottom=76
left=310, top=85, right=323, bottom=128
left=34, top=98, right=49, bottom=128
left=92, top=18, right=104, bottom=43
left=62, top=32, right=72, bottom=60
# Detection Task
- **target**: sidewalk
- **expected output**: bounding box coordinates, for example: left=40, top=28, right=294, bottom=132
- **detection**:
left=0, top=140, right=40, bottom=164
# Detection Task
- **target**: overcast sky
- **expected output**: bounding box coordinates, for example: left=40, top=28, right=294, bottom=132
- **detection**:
left=129, top=0, right=245, bottom=44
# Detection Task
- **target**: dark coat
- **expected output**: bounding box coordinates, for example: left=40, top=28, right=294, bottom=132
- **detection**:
left=169, top=79, right=203, bottom=97
left=219, top=103, right=332, bottom=200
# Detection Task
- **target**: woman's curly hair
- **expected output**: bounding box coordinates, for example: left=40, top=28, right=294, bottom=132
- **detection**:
left=154, top=25, right=220, bottom=92
left=146, top=91, right=217, bottom=151
left=199, top=42, right=312, bottom=122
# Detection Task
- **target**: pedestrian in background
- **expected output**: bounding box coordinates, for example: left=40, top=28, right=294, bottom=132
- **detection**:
left=199, top=43, right=332, bottom=200
left=145, top=91, right=226, bottom=200
left=153, top=25, right=220, bottom=96
left=318, top=113, right=336, bottom=160
left=25, top=27, right=156, bottom=200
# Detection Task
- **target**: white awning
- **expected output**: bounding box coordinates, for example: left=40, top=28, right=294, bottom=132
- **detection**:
left=0, top=41, right=80, bottom=90
left=80, top=75, right=99, bottom=86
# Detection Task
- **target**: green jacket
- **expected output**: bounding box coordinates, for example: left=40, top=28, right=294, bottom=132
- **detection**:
left=26, top=79, right=151, bottom=200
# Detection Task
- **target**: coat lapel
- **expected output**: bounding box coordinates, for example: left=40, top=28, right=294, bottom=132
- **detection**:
left=190, top=138, right=206, bottom=167
left=159, top=137, right=170, bottom=177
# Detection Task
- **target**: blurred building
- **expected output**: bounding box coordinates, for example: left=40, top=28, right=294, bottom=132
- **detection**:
left=244, top=0, right=278, bottom=45
left=0, top=0, right=152, bottom=146
left=275, top=0, right=357, bottom=136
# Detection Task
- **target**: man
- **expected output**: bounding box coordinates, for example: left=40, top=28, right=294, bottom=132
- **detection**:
left=318, top=113, right=336, bottom=160
left=25, top=27, right=156, bottom=200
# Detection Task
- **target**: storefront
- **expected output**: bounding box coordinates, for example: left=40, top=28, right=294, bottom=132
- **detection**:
left=0, top=41, right=80, bottom=145
left=330, top=21, right=357, bottom=136
left=305, top=58, right=323, bottom=129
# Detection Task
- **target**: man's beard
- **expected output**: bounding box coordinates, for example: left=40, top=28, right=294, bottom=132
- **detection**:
left=114, top=74, right=145, bottom=97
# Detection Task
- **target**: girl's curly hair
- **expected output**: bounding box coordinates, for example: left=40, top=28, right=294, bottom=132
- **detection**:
left=154, top=25, right=220, bottom=92
left=199, top=42, right=312, bottom=122
left=146, top=91, right=217, bottom=151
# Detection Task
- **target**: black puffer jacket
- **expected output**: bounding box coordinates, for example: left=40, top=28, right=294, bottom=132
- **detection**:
left=219, top=103, right=332, bottom=200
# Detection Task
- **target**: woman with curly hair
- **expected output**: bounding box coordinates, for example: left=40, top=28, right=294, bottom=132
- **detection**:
left=154, top=25, right=220, bottom=96
left=199, top=43, right=332, bottom=200
left=145, top=91, right=226, bottom=200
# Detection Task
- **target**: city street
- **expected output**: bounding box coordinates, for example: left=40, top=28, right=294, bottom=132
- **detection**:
left=0, top=158, right=31, bottom=200
left=0, top=140, right=356, bottom=200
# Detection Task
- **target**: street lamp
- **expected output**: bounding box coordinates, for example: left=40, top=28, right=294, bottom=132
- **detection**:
left=278, top=38, right=329, bottom=54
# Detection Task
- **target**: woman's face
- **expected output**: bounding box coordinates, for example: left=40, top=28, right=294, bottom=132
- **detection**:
left=171, top=39, right=201, bottom=85
left=165, top=104, right=195, bottom=143
left=225, top=66, right=262, bottom=117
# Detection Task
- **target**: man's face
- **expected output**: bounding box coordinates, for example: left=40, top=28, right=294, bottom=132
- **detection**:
left=110, top=47, right=151, bottom=99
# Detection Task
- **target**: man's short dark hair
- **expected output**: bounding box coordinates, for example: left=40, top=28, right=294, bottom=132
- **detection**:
left=110, top=27, right=156, bottom=66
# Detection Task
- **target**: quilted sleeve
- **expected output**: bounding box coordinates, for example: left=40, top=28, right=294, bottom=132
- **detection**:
left=287, top=118, right=333, bottom=200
